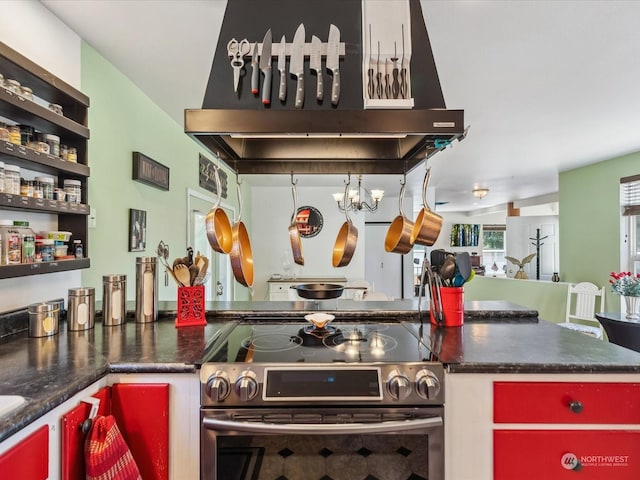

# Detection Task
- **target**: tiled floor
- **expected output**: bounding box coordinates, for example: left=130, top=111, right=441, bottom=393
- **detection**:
left=220, top=434, right=429, bottom=480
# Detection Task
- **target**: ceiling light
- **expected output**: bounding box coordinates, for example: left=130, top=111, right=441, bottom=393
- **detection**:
left=472, top=188, right=489, bottom=200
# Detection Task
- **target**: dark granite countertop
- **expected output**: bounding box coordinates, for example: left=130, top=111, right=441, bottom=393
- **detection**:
left=0, top=300, right=639, bottom=445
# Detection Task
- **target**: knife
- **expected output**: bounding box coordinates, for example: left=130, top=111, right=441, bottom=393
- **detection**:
left=310, top=35, right=323, bottom=101
left=250, top=41, right=259, bottom=95
left=400, top=24, right=408, bottom=99
left=277, top=35, right=287, bottom=102
left=376, top=41, right=383, bottom=99
left=326, top=24, right=341, bottom=105
left=391, top=42, right=400, bottom=99
left=260, top=29, right=272, bottom=105
left=290, top=23, right=305, bottom=109
left=367, top=24, right=375, bottom=99
left=385, top=58, right=392, bottom=99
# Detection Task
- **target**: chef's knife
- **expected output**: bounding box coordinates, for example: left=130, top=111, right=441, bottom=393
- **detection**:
left=310, top=35, right=323, bottom=101
left=400, top=24, right=408, bottom=99
left=290, top=23, right=305, bottom=109
left=326, top=24, right=340, bottom=105
left=277, top=35, right=287, bottom=102
left=391, top=42, right=400, bottom=99
left=367, top=24, right=374, bottom=99
left=385, top=58, right=392, bottom=99
left=250, top=41, right=259, bottom=95
left=260, top=29, right=272, bottom=105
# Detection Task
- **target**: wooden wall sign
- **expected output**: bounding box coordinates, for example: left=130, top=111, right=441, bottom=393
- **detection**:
left=199, top=154, right=228, bottom=198
left=132, top=152, right=170, bottom=191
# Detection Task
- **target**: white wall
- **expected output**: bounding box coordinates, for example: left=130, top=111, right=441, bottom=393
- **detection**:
left=0, top=1, right=82, bottom=312
left=506, top=215, right=559, bottom=281
left=251, top=186, right=366, bottom=300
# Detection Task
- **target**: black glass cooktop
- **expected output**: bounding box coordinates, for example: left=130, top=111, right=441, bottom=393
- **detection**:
left=205, top=318, right=431, bottom=364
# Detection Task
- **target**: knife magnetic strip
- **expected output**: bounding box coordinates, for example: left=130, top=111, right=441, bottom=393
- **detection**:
left=251, top=42, right=345, bottom=58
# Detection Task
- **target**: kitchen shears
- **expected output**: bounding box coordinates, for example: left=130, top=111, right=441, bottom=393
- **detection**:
left=227, top=38, right=250, bottom=92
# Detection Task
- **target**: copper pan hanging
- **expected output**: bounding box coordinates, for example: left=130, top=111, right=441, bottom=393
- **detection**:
left=289, top=175, right=304, bottom=265
left=411, top=166, right=443, bottom=246
left=205, top=164, right=233, bottom=254
left=229, top=178, right=254, bottom=287
left=332, top=176, right=358, bottom=267
left=384, top=176, right=415, bottom=254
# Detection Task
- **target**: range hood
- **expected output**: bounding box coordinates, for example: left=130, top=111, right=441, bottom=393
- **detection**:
left=185, top=0, right=465, bottom=175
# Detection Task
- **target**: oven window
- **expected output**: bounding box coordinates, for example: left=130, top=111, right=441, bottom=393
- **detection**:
left=217, top=434, right=429, bottom=480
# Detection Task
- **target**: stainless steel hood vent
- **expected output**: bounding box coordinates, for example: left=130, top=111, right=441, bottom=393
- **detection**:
left=185, top=0, right=465, bottom=175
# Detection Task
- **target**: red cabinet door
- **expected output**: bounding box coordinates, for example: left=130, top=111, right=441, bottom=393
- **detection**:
left=494, top=382, right=640, bottom=424
left=0, top=425, right=48, bottom=479
left=111, top=383, right=169, bottom=480
left=495, top=430, right=640, bottom=480
left=61, top=387, right=111, bottom=480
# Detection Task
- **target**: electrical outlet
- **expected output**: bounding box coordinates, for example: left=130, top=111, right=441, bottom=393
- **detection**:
left=89, top=208, right=97, bottom=228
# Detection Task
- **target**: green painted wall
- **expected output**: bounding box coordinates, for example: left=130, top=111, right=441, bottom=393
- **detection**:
left=465, top=276, right=568, bottom=322
left=559, top=150, right=640, bottom=312
left=80, top=42, right=251, bottom=301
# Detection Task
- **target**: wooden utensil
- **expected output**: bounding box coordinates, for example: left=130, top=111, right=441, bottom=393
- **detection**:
left=173, top=264, right=191, bottom=287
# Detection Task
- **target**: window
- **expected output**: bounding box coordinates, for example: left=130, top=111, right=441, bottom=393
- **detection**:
left=622, top=175, right=640, bottom=275
left=483, top=225, right=507, bottom=276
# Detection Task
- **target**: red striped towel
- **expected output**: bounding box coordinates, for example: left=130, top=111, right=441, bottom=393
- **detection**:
left=85, top=415, right=142, bottom=480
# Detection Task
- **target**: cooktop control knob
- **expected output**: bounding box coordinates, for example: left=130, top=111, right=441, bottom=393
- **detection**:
left=415, top=369, right=441, bottom=400
left=206, top=370, right=230, bottom=402
left=235, top=370, right=259, bottom=401
left=386, top=369, right=411, bottom=400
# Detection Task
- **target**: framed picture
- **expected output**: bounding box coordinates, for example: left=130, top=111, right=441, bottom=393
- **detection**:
left=129, top=208, right=147, bottom=252
left=295, top=205, right=323, bottom=238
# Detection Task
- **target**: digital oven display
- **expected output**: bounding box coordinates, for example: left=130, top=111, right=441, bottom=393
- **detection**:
left=264, top=367, right=383, bottom=401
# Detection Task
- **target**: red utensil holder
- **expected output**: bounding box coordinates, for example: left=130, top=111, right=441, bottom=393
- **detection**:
left=175, top=285, right=207, bottom=327
left=430, top=286, right=464, bottom=327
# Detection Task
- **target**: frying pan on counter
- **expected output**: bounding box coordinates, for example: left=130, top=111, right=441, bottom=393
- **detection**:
left=290, top=283, right=368, bottom=300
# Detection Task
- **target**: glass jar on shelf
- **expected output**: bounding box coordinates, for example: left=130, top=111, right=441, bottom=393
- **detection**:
left=63, top=179, right=81, bottom=203
left=7, top=125, right=21, bottom=146
left=35, top=176, right=54, bottom=200
left=4, top=164, right=20, bottom=194
left=20, top=86, right=33, bottom=101
left=4, top=78, right=21, bottom=95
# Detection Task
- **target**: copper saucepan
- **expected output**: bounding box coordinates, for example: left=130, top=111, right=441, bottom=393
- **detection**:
left=332, top=179, right=358, bottom=267
left=411, top=167, right=443, bottom=246
left=205, top=165, right=233, bottom=254
left=289, top=177, right=304, bottom=266
left=384, top=179, right=415, bottom=254
left=230, top=180, right=254, bottom=287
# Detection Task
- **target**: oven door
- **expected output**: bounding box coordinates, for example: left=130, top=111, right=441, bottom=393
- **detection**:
left=201, top=407, right=444, bottom=480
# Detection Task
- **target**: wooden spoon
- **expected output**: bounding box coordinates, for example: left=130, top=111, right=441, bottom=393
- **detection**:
left=173, top=264, right=191, bottom=287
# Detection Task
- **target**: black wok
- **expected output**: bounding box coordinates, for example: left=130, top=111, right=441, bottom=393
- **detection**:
left=290, top=283, right=367, bottom=300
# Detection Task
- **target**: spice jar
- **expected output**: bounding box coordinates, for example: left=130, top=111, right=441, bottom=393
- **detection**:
left=45, top=134, right=60, bottom=157
left=4, top=164, right=20, bottom=194
left=20, top=86, right=33, bottom=101
left=0, top=122, right=8, bottom=141
left=36, top=238, right=55, bottom=262
left=48, top=103, right=63, bottom=116
left=73, top=239, right=84, bottom=258
left=66, top=147, right=77, bottom=163
left=33, top=179, right=43, bottom=199
left=59, top=144, right=68, bottom=160
left=19, top=125, right=33, bottom=146
left=0, top=219, right=21, bottom=265
left=4, top=78, right=21, bottom=95
left=8, top=125, right=21, bottom=145
left=35, top=176, right=54, bottom=200
left=63, top=179, right=81, bottom=203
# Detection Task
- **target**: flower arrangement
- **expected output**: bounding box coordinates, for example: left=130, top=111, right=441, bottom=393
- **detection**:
left=609, top=272, right=640, bottom=297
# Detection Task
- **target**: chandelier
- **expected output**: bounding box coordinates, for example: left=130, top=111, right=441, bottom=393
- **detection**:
left=332, top=175, right=384, bottom=213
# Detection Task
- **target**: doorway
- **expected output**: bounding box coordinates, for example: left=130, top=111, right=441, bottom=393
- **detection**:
left=364, top=222, right=403, bottom=299
left=187, top=189, right=234, bottom=301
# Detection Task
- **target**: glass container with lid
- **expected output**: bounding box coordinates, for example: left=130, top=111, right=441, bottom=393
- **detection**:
left=63, top=179, right=81, bottom=203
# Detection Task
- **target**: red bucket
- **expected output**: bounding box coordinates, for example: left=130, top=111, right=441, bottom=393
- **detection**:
left=430, top=286, right=464, bottom=327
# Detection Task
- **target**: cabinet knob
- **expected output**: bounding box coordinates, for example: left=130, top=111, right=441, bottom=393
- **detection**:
left=568, top=400, right=583, bottom=413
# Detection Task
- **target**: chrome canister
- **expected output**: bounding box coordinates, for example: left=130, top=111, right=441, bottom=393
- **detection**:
left=68, top=287, right=95, bottom=331
left=103, top=274, right=127, bottom=326
left=28, top=302, right=59, bottom=337
left=135, top=257, right=157, bottom=323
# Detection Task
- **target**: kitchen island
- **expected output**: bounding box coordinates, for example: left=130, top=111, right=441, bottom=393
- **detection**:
left=0, top=300, right=639, bottom=480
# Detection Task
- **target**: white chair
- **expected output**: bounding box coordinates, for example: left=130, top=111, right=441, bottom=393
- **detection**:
left=558, top=282, right=606, bottom=339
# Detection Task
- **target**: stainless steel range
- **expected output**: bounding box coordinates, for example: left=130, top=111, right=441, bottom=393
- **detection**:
left=200, top=317, right=444, bottom=480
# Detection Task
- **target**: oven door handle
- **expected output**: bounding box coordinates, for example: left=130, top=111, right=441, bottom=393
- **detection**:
left=202, top=416, right=443, bottom=435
